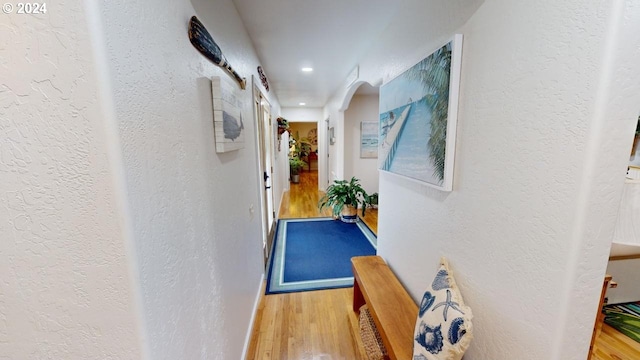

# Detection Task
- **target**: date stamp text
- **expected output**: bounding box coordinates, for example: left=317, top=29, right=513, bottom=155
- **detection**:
left=2, top=3, right=47, bottom=14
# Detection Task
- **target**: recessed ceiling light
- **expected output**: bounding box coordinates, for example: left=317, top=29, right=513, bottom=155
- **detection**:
left=299, top=102, right=306, bottom=106
left=301, top=67, right=313, bottom=72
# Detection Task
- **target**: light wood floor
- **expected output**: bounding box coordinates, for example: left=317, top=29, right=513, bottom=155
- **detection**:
left=278, top=170, right=332, bottom=219
left=592, top=323, right=640, bottom=360
left=246, top=285, right=367, bottom=360
left=247, top=171, right=376, bottom=359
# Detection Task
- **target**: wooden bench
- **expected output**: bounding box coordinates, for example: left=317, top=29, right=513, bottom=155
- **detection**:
left=352, top=255, right=418, bottom=360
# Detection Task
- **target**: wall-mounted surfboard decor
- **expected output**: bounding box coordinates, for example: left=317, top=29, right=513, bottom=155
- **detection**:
left=188, top=15, right=247, bottom=90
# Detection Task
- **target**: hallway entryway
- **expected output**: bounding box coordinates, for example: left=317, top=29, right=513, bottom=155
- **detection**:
left=246, top=169, right=379, bottom=359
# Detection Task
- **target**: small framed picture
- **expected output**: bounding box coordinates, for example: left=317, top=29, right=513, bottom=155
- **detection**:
left=212, top=76, right=245, bottom=153
left=360, top=121, right=378, bottom=158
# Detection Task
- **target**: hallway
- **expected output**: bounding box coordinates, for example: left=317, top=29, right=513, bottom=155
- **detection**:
left=7, top=1, right=639, bottom=358
left=246, top=171, right=377, bottom=359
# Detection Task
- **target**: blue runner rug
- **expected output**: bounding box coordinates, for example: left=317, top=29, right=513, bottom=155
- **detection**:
left=266, top=218, right=377, bottom=294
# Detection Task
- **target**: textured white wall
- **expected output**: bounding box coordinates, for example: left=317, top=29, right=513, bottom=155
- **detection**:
left=324, top=109, right=345, bottom=184
left=632, top=149, right=640, bottom=166
left=0, top=1, right=144, bottom=358
left=318, top=113, right=330, bottom=190
left=344, top=94, right=379, bottom=194
left=276, top=131, right=291, bottom=198
left=379, top=1, right=639, bottom=359
left=605, top=259, right=640, bottom=304
left=611, top=182, right=640, bottom=246
left=94, top=0, right=277, bottom=358
left=325, top=0, right=640, bottom=359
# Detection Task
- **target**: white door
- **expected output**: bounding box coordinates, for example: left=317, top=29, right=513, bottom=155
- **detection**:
left=326, top=118, right=331, bottom=186
left=263, top=104, right=275, bottom=229
left=254, top=84, right=275, bottom=262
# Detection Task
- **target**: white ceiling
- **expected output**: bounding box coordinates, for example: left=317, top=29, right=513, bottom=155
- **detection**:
left=232, top=0, right=398, bottom=108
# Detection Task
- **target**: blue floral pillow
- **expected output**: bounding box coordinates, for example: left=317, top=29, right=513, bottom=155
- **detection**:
left=413, top=258, right=473, bottom=360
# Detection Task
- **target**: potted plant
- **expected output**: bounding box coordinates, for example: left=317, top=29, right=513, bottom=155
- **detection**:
left=367, top=193, right=378, bottom=209
left=298, top=139, right=312, bottom=159
left=318, top=177, right=368, bottom=223
left=289, top=157, right=306, bottom=184
left=277, top=117, right=289, bottom=136
left=277, top=117, right=290, bottom=151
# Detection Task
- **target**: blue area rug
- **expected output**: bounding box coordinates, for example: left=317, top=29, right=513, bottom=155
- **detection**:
left=266, top=218, right=377, bottom=294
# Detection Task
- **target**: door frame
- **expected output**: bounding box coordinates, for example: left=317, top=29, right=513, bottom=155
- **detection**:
left=253, top=82, right=276, bottom=265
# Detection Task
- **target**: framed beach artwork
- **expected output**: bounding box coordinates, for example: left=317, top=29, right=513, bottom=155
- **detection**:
left=378, top=34, right=463, bottom=191
left=360, top=121, right=378, bottom=158
left=212, top=76, right=245, bottom=153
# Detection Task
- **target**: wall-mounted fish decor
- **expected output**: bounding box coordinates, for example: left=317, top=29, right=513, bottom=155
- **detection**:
left=188, top=15, right=247, bottom=90
left=223, top=111, right=244, bottom=141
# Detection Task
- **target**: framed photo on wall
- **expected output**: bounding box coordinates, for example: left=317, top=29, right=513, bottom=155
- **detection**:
left=360, top=121, right=378, bottom=158
left=378, top=34, right=463, bottom=191
left=212, top=76, right=245, bottom=153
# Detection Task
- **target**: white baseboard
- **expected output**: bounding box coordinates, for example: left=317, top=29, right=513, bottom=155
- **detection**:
left=277, top=190, right=286, bottom=218
left=241, top=273, right=265, bottom=360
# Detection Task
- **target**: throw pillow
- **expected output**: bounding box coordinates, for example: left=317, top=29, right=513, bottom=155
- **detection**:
left=413, top=257, right=473, bottom=360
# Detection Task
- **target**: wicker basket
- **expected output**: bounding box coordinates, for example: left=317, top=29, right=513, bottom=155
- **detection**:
left=359, top=305, right=388, bottom=360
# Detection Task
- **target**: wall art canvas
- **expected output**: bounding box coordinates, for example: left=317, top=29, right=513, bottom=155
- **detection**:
left=629, top=115, right=640, bottom=171
left=360, top=121, right=378, bottom=158
left=212, top=76, right=245, bottom=152
left=379, top=34, right=462, bottom=191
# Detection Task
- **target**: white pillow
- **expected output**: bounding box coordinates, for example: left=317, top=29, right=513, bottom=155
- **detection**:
left=413, top=257, right=473, bottom=360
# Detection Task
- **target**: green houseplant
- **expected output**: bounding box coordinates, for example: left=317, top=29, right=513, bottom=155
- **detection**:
left=367, top=192, right=378, bottom=209
left=318, top=177, right=368, bottom=223
left=298, top=138, right=312, bottom=158
left=289, top=157, right=306, bottom=184
left=276, top=117, right=290, bottom=151
left=277, top=117, right=289, bottom=136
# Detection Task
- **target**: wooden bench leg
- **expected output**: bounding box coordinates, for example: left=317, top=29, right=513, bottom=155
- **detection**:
left=353, top=279, right=365, bottom=313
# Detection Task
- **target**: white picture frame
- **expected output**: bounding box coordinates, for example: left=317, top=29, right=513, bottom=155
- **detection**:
left=212, top=76, right=245, bottom=153
left=378, top=34, right=462, bottom=191
left=360, top=121, right=378, bottom=158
